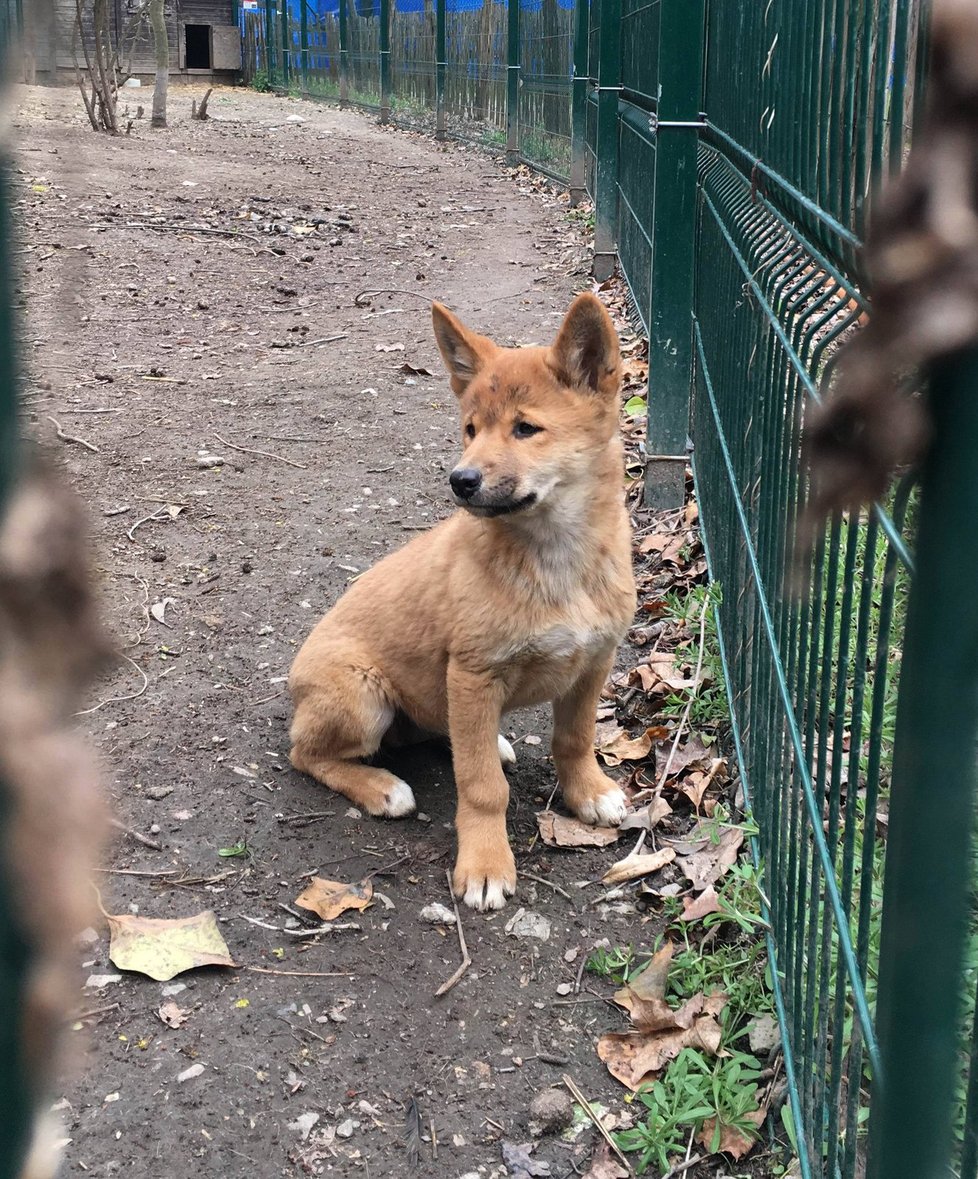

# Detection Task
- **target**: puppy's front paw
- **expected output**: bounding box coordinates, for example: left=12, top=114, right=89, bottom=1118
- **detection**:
left=380, top=777, right=417, bottom=818
left=453, top=843, right=517, bottom=911
left=573, top=785, right=628, bottom=827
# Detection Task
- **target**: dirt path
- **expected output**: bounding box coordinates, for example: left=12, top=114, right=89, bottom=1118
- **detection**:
left=14, top=84, right=643, bottom=1177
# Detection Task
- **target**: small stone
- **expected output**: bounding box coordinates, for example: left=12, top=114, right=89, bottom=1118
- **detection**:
left=177, top=1063, right=205, bottom=1083
left=146, top=785, right=174, bottom=801
left=747, top=1013, right=781, bottom=1055
left=196, top=455, right=225, bottom=469
left=241, top=561, right=253, bottom=573
left=335, top=1118, right=357, bottom=1138
left=504, top=908, right=551, bottom=941
left=555, top=982, right=573, bottom=996
left=419, top=903, right=456, bottom=925
left=528, top=1087, right=574, bottom=1136
left=288, top=1112, right=319, bottom=1140
left=85, top=974, right=121, bottom=989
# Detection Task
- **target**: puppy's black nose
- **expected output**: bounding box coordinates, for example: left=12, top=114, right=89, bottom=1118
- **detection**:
left=450, top=467, right=482, bottom=499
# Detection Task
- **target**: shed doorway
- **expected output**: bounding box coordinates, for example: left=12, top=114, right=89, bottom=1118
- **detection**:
left=185, top=25, right=211, bottom=70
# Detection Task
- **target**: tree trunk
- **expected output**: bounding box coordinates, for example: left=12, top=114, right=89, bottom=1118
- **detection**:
left=149, top=0, right=168, bottom=128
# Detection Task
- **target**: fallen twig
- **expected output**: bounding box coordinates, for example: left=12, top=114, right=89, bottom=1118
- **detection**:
left=46, top=414, right=99, bottom=453
left=212, top=432, right=308, bottom=470
left=245, top=966, right=354, bottom=978
left=74, top=1003, right=121, bottom=1021
left=126, top=504, right=170, bottom=543
left=520, top=870, right=573, bottom=902
left=434, top=869, right=471, bottom=997
left=660, top=1155, right=703, bottom=1179
left=355, top=288, right=433, bottom=307
left=76, top=652, right=149, bottom=714
left=92, top=867, right=177, bottom=878
left=277, top=1017, right=330, bottom=1043
left=562, top=1075, right=633, bottom=1174
left=269, top=332, right=348, bottom=350
left=108, top=817, right=162, bottom=851
left=654, top=593, right=711, bottom=791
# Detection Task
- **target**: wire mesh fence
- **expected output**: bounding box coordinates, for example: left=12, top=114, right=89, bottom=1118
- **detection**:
left=568, top=1, right=978, bottom=1176
left=244, top=0, right=572, bottom=176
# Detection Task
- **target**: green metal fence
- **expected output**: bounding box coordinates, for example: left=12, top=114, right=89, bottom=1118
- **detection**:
left=577, top=0, right=976, bottom=1176
left=246, top=0, right=572, bottom=177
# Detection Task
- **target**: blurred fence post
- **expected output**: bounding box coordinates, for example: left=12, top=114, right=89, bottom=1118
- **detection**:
left=592, top=0, right=619, bottom=280
left=867, top=345, right=978, bottom=1179
left=299, top=0, right=309, bottom=91
left=506, top=0, right=520, bottom=165
left=0, top=147, right=32, bottom=1179
left=435, top=0, right=446, bottom=139
left=279, top=0, right=290, bottom=86
left=338, top=0, right=349, bottom=104
left=643, top=0, right=703, bottom=509
left=569, top=0, right=588, bottom=206
left=380, top=0, right=391, bottom=122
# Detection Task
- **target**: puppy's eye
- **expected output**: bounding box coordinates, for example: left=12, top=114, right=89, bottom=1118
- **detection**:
left=464, top=423, right=476, bottom=440
left=514, top=421, right=543, bottom=439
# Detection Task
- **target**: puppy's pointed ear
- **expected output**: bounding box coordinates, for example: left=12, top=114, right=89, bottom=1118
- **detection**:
left=550, top=292, right=621, bottom=397
left=432, top=303, right=495, bottom=396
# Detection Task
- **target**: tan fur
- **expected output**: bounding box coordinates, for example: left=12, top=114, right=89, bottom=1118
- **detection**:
left=289, top=293, right=636, bottom=910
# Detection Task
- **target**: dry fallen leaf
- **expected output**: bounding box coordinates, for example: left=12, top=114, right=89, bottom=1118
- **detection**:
left=655, top=735, right=714, bottom=778
left=107, top=910, right=236, bottom=982
left=597, top=725, right=667, bottom=766
left=157, top=999, right=190, bottom=1028
left=295, top=877, right=373, bottom=920
left=699, top=1108, right=766, bottom=1160
left=582, top=1143, right=629, bottom=1179
left=602, top=845, right=676, bottom=885
left=597, top=996, right=726, bottom=1090
left=680, top=885, right=722, bottom=921
left=536, top=811, right=620, bottom=848
left=619, top=795, right=672, bottom=832
left=678, top=826, right=744, bottom=890
left=596, top=942, right=727, bottom=1090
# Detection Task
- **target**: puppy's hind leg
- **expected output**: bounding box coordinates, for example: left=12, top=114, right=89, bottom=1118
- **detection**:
left=289, top=660, right=416, bottom=818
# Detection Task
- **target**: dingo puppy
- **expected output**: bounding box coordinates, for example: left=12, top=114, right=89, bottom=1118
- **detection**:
left=288, top=293, right=636, bottom=910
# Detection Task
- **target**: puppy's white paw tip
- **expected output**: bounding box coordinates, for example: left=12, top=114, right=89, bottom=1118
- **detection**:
left=462, top=877, right=514, bottom=911
left=382, top=778, right=416, bottom=818
left=497, top=734, right=517, bottom=769
left=593, top=787, right=628, bottom=827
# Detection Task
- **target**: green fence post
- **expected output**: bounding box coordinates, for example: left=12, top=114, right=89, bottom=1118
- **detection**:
left=338, top=0, right=349, bottom=105
left=264, top=0, right=276, bottom=84
left=279, top=0, right=290, bottom=87
left=866, top=346, right=978, bottom=1179
left=435, top=0, right=446, bottom=140
left=568, top=0, right=588, bottom=206
left=643, top=0, right=704, bottom=510
left=591, top=0, right=619, bottom=280
left=0, top=153, right=32, bottom=1179
left=506, top=0, right=520, bottom=165
left=299, top=0, right=309, bottom=92
left=379, top=0, right=391, bottom=122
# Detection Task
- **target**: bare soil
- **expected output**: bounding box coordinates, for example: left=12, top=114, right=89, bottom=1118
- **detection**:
left=14, top=83, right=652, bottom=1178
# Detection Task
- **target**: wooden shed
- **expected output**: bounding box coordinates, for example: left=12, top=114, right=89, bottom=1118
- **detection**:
left=30, top=0, right=242, bottom=82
